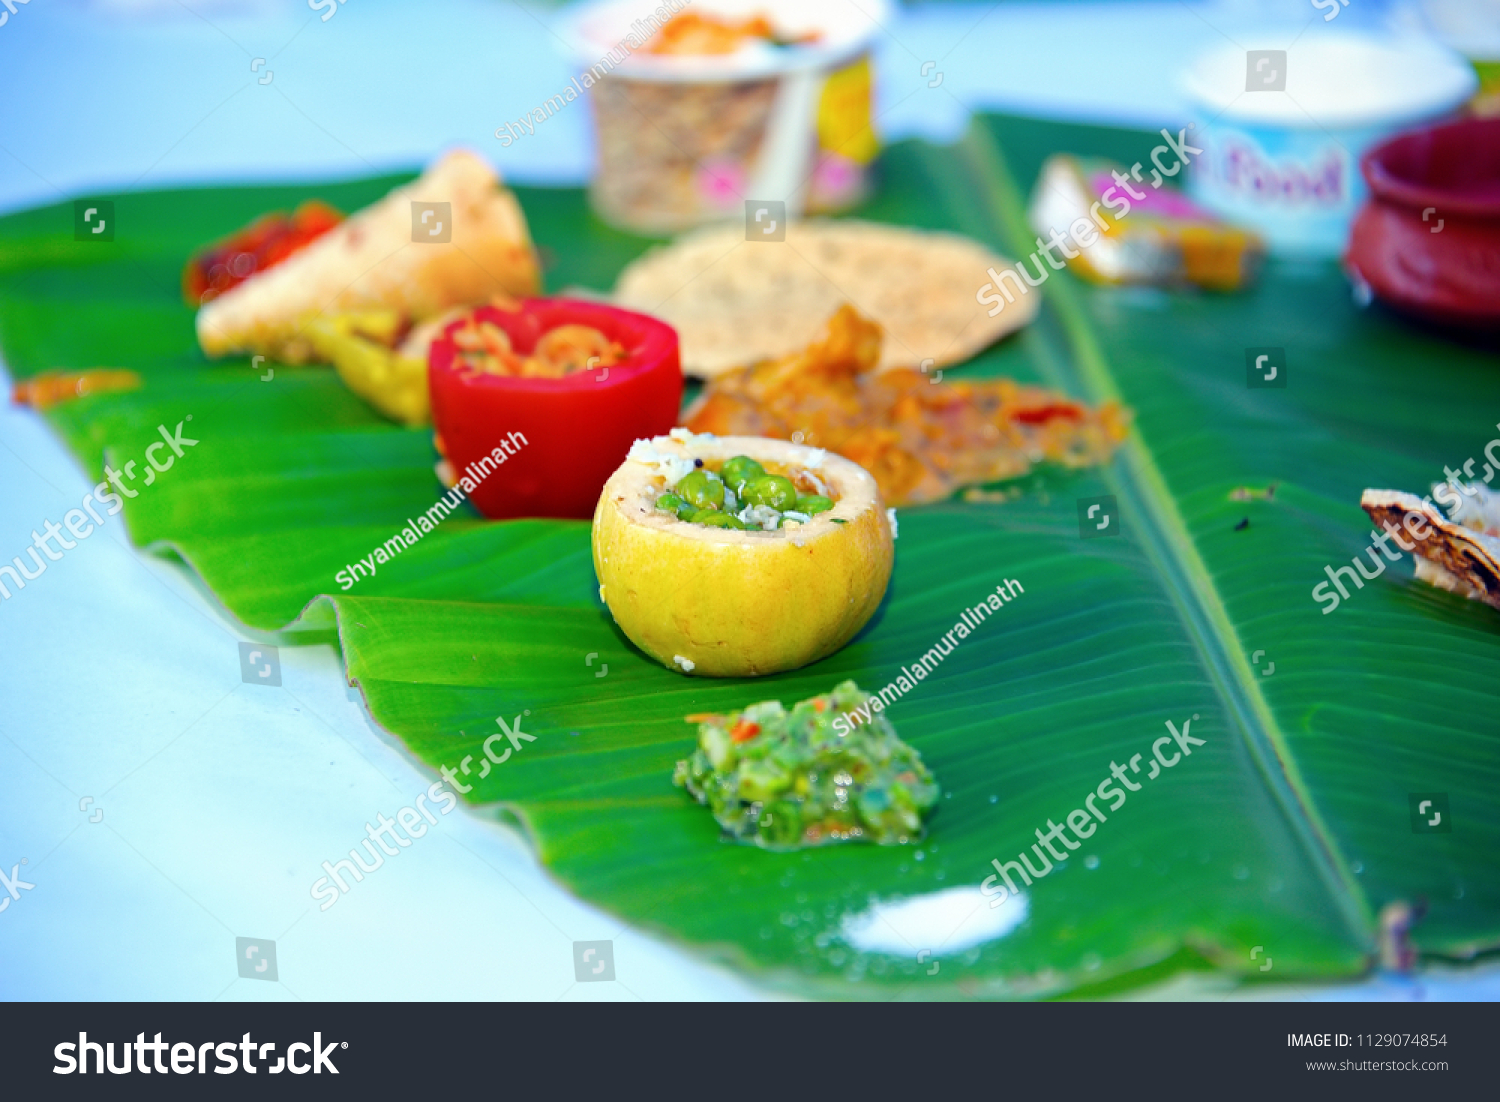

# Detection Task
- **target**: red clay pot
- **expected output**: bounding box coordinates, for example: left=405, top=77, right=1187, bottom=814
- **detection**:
left=1346, top=117, right=1500, bottom=329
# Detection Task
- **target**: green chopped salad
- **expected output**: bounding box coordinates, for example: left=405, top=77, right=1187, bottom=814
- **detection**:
left=672, top=681, right=940, bottom=850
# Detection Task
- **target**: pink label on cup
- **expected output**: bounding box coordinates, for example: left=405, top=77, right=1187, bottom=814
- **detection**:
left=697, top=160, right=746, bottom=211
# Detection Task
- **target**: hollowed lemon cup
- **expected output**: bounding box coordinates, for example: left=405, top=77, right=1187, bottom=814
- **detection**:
left=592, top=435, right=894, bottom=677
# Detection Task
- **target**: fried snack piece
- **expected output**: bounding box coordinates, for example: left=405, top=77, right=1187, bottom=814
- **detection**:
left=1361, top=487, right=1500, bottom=610
left=684, top=305, right=1129, bottom=505
left=12, top=370, right=142, bottom=410
left=195, top=149, right=540, bottom=364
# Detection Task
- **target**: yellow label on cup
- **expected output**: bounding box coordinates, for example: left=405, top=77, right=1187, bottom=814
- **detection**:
left=817, top=55, right=878, bottom=166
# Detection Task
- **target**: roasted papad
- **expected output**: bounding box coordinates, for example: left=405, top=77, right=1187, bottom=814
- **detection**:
left=612, top=219, right=1038, bottom=377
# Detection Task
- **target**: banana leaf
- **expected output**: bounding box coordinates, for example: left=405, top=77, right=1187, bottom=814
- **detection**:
left=2, top=113, right=1496, bottom=998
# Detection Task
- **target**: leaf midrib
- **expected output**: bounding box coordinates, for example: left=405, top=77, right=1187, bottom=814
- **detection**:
left=958, top=121, right=1375, bottom=952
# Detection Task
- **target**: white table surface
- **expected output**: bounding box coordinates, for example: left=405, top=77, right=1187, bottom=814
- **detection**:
left=3, top=0, right=1496, bottom=1000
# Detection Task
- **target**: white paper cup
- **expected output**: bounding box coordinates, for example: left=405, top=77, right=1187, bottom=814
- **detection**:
left=1182, top=33, right=1476, bottom=256
left=559, top=0, right=888, bottom=233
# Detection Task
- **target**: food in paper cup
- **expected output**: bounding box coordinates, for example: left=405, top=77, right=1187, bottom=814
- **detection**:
left=559, top=0, right=888, bottom=232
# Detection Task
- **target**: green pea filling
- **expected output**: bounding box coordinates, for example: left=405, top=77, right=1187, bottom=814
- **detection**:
left=741, top=474, right=798, bottom=510
left=720, top=455, right=765, bottom=494
left=692, top=509, right=746, bottom=529
left=675, top=469, right=724, bottom=510
left=652, top=454, right=839, bottom=531
left=672, top=680, right=941, bottom=849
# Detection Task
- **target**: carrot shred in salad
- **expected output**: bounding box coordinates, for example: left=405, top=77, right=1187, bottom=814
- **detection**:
left=730, top=720, right=761, bottom=743
left=685, top=304, right=1130, bottom=506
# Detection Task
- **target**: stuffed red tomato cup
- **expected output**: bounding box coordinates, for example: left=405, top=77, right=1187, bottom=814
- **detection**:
left=428, top=298, right=683, bottom=519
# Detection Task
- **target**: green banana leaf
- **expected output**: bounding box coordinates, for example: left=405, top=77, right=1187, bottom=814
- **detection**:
left=2, top=113, right=1497, bottom=998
